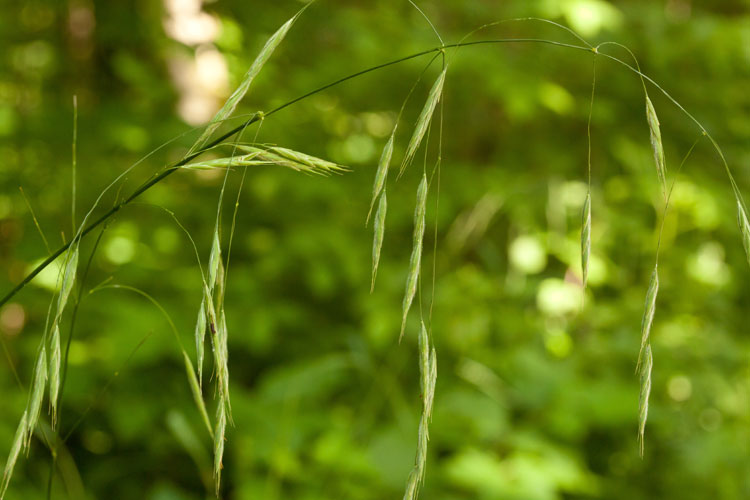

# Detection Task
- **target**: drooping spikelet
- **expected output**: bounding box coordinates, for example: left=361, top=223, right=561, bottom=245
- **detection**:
left=208, top=230, right=222, bottom=292
left=26, top=345, right=48, bottom=447
left=214, top=400, right=227, bottom=496
left=736, top=197, right=750, bottom=268
left=215, top=309, right=231, bottom=419
left=0, top=411, right=27, bottom=500
left=645, top=96, right=667, bottom=197
left=48, top=243, right=79, bottom=423
left=638, top=344, right=653, bottom=457
left=367, top=133, right=395, bottom=224
left=57, top=245, right=79, bottom=314
left=637, top=266, right=659, bottom=371
left=371, top=190, right=387, bottom=292
left=399, top=68, right=447, bottom=177
left=580, top=191, right=592, bottom=292
left=190, top=7, right=306, bottom=153
left=194, top=297, right=207, bottom=385
left=48, top=324, right=61, bottom=426
left=400, top=174, right=428, bottom=341
left=402, top=321, right=438, bottom=500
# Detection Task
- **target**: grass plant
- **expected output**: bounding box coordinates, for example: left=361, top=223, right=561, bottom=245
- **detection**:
left=0, top=4, right=748, bottom=499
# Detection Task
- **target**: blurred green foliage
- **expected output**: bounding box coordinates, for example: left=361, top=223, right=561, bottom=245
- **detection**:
left=1, top=0, right=750, bottom=499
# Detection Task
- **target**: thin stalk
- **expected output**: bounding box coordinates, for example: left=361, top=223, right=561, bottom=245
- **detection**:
left=428, top=89, right=444, bottom=325
left=1, top=35, right=739, bottom=309
left=0, top=337, right=23, bottom=390
left=61, top=332, right=153, bottom=443
left=72, top=95, right=78, bottom=232
left=225, top=120, right=265, bottom=284
left=587, top=54, right=596, bottom=188
left=89, top=284, right=183, bottom=348
left=594, top=50, right=745, bottom=208
left=407, top=0, right=444, bottom=46
left=19, top=187, right=51, bottom=255
left=46, top=225, right=106, bottom=499
left=655, top=135, right=704, bottom=261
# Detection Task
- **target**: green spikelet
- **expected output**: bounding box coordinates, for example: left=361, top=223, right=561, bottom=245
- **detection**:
left=581, top=192, right=591, bottom=291
left=400, top=174, right=428, bottom=341
left=367, top=133, right=395, bottom=224
left=637, top=266, right=659, bottom=372
left=638, top=344, right=653, bottom=457
left=371, top=190, right=387, bottom=292
left=645, top=96, right=667, bottom=196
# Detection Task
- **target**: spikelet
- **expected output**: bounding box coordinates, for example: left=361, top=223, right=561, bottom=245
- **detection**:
left=47, top=242, right=78, bottom=424
left=216, top=309, right=231, bottom=419
left=203, top=284, right=219, bottom=337
left=183, top=351, right=213, bottom=437
left=181, top=150, right=262, bottom=171
left=402, top=321, right=438, bottom=500
left=240, top=146, right=348, bottom=175
left=48, top=324, right=61, bottom=426
left=268, top=146, right=349, bottom=174
left=190, top=8, right=305, bottom=153
left=637, top=266, right=659, bottom=372
left=400, top=68, right=447, bottom=177
left=736, top=197, right=750, bottom=267
left=402, top=469, right=419, bottom=500
left=645, top=96, right=667, bottom=197
left=208, top=231, right=222, bottom=292
left=580, top=192, right=591, bottom=292
left=371, top=190, right=387, bottom=292
left=367, top=133, right=395, bottom=224
left=186, top=146, right=350, bottom=176
left=214, top=400, right=227, bottom=496
left=426, top=346, right=437, bottom=419
left=0, top=411, right=27, bottom=500
left=194, top=229, right=222, bottom=398
left=418, top=321, right=430, bottom=398
left=400, top=174, right=428, bottom=341
left=202, top=285, right=223, bottom=411
left=202, top=276, right=228, bottom=418
left=26, top=345, right=48, bottom=447
left=235, top=148, right=308, bottom=173
left=57, top=244, right=79, bottom=314
left=638, top=344, right=653, bottom=457
left=179, top=163, right=235, bottom=171
left=194, top=297, right=207, bottom=386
